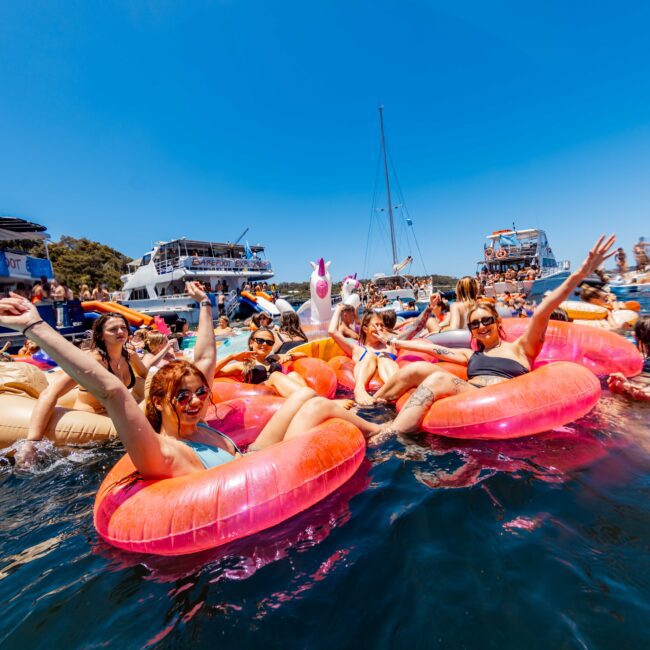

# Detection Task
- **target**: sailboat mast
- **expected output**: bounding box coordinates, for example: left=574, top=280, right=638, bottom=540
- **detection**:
left=379, top=105, right=398, bottom=268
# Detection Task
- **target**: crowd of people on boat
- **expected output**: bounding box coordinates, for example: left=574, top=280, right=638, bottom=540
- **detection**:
left=0, top=233, right=647, bottom=484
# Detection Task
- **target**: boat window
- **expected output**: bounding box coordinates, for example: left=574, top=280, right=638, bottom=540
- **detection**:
left=142, top=254, right=152, bottom=266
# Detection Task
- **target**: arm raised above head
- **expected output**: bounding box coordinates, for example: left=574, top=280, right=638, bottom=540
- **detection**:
left=328, top=303, right=356, bottom=357
left=0, top=295, right=175, bottom=477
left=185, top=282, right=216, bottom=379
left=518, top=234, right=617, bottom=359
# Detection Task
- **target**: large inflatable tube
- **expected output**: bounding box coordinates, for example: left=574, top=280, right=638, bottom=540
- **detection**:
left=415, top=362, right=601, bottom=440
left=0, top=363, right=116, bottom=447
left=501, top=319, right=642, bottom=377
left=212, top=378, right=275, bottom=402
left=0, top=394, right=116, bottom=447
left=205, top=395, right=285, bottom=447
left=560, top=300, right=608, bottom=320
left=82, top=301, right=153, bottom=327
left=427, top=321, right=642, bottom=377
left=286, top=358, right=337, bottom=398
left=94, top=418, right=365, bottom=555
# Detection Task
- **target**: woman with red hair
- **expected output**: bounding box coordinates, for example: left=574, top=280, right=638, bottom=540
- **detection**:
left=1, top=282, right=379, bottom=476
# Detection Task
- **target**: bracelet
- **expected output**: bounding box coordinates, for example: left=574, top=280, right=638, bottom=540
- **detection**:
left=200, top=300, right=212, bottom=307
left=22, top=319, right=44, bottom=336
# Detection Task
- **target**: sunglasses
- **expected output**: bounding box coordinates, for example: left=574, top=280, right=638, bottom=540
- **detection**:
left=252, top=337, right=274, bottom=346
left=468, top=316, right=496, bottom=330
left=173, top=385, right=209, bottom=406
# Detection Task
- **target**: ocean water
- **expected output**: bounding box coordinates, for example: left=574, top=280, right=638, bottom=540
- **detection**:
left=1, top=391, right=649, bottom=649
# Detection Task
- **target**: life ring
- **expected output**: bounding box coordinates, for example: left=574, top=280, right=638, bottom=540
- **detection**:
left=495, top=249, right=507, bottom=259
left=94, top=417, right=365, bottom=555
left=396, top=362, right=600, bottom=440
left=484, top=247, right=494, bottom=259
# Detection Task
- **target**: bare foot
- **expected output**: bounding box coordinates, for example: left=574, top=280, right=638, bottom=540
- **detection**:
left=334, top=398, right=355, bottom=410
left=354, top=389, right=376, bottom=406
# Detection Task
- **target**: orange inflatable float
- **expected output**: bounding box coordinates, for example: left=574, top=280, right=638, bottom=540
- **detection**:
left=82, top=301, right=153, bottom=327
left=94, top=417, right=365, bottom=556
left=395, top=361, right=600, bottom=440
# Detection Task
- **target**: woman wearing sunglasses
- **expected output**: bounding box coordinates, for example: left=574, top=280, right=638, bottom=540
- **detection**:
left=372, top=236, right=616, bottom=434
left=1, top=284, right=380, bottom=476
left=215, top=327, right=310, bottom=397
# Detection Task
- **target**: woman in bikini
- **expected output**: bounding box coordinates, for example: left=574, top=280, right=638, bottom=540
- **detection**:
left=273, top=311, right=308, bottom=353
left=329, top=305, right=400, bottom=405
left=1, top=285, right=380, bottom=475
left=372, top=235, right=616, bottom=434
left=216, top=327, right=310, bottom=397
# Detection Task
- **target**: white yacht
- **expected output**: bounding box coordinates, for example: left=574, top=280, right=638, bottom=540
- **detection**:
left=478, top=228, right=571, bottom=302
left=118, top=238, right=274, bottom=324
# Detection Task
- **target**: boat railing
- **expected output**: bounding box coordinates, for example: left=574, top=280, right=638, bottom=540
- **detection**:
left=179, top=256, right=272, bottom=272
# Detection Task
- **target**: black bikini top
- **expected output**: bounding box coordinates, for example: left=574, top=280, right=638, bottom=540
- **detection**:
left=467, top=350, right=530, bottom=380
left=246, top=357, right=283, bottom=384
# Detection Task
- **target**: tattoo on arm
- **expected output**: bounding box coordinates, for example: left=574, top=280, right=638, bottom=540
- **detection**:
left=432, top=347, right=453, bottom=357
left=403, top=385, right=435, bottom=410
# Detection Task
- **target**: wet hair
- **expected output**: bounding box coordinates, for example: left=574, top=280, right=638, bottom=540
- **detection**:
left=217, top=315, right=230, bottom=326
left=381, top=310, right=397, bottom=330
left=455, top=276, right=480, bottom=302
left=359, top=310, right=382, bottom=345
left=143, top=331, right=168, bottom=353
left=146, top=360, right=210, bottom=433
left=279, top=311, right=307, bottom=341
left=92, top=312, right=131, bottom=364
left=550, top=308, right=570, bottom=322
left=635, top=316, right=650, bottom=357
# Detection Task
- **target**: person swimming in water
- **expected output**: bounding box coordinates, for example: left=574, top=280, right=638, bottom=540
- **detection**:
left=607, top=315, right=650, bottom=402
left=0, top=284, right=380, bottom=476
left=371, top=235, right=616, bottom=434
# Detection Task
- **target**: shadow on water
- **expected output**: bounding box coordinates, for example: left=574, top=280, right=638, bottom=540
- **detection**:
left=0, top=392, right=648, bottom=648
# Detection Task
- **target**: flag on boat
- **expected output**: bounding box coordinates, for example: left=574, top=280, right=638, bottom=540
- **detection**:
left=499, top=233, right=518, bottom=247
left=393, top=255, right=413, bottom=273
left=244, top=240, right=254, bottom=259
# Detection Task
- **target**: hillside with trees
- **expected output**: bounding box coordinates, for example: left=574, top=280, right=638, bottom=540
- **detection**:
left=0, top=236, right=129, bottom=291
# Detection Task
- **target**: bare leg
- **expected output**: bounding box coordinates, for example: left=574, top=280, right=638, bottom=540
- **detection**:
left=373, top=361, right=441, bottom=402
left=284, top=396, right=382, bottom=439
left=377, top=356, right=399, bottom=383
left=250, top=387, right=317, bottom=450
left=353, top=353, right=378, bottom=405
left=265, top=371, right=307, bottom=397
left=380, top=370, right=477, bottom=435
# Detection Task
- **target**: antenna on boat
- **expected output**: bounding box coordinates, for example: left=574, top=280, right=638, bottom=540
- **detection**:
left=379, top=105, right=398, bottom=269
left=234, top=228, right=249, bottom=245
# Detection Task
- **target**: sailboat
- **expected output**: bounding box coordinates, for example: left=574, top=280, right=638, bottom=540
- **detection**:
left=365, top=106, right=430, bottom=305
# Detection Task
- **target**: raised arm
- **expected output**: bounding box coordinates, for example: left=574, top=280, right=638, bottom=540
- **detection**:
left=395, top=295, right=436, bottom=340
left=518, top=235, right=616, bottom=359
left=388, top=337, right=472, bottom=365
left=0, top=295, right=177, bottom=477
left=328, top=304, right=358, bottom=357
left=185, top=282, right=216, bottom=379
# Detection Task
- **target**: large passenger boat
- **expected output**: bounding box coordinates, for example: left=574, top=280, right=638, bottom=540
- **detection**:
left=479, top=228, right=571, bottom=302
left=118, top=237, right=274, bottom=324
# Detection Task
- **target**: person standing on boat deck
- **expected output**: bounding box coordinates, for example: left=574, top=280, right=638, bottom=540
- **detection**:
left=615, top=247, right=628, bottom=274
left=633, top=237, right=649, bottom=271
left=370, top=235, right=616, bottom=436
left=217, top=292, right=226, bottom=316
left=0, top=286, right=380, bottom=476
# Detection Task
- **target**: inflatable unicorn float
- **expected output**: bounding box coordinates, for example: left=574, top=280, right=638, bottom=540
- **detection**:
left=291, top=259, right=360, bottom=338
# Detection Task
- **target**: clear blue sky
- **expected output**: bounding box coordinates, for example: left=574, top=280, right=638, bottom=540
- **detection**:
left=1, top=1, right=648, bottom=282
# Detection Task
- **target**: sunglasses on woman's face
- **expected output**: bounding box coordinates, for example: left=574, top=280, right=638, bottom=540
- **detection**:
left=252, top=337, right=274, bottom=346
left=468, top=316, right=496, bottom=330
left=174, top=386, right=209, bottom=406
